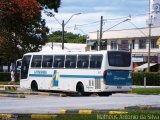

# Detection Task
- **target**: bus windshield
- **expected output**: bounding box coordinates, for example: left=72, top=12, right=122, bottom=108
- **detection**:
left=108, top=51, right=131, bottom=67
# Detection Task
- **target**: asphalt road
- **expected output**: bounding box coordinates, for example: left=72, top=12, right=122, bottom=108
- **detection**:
left=0, top=93, right=160, bottom=114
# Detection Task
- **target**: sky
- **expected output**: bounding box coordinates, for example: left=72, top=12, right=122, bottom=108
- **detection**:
left=42, top=0, right=150, bottom=35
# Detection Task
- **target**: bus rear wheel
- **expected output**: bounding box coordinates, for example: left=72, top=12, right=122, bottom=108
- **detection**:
left=76, top=83, right=85, bottom=96
left=31, top=81, right=38, bottom=92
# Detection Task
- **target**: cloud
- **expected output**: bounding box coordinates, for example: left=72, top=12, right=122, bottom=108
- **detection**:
left=42, top=0, right=149, bottom=35
left=94, top=6, right=118, bottom=11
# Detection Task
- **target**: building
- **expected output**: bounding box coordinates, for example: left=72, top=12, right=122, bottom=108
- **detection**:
left=87, top=26, right=160, bottom=71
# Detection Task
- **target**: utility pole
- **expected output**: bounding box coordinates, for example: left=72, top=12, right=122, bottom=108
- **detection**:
left=62, top=20, right=65, bottom=50
left=51, top=41, right=53, bottom=50
left=97, top=30, right=99, bottom=51
left=147, top=0, right=152, bottom=72
left=99, top=16, right=103, bottom=51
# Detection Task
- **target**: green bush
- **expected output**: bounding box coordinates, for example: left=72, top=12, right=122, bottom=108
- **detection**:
left=132, top=72, right=160, bottom=86
left=0, top=72, right=11, bottom=81
left=0, top=72, right=20, bottom=82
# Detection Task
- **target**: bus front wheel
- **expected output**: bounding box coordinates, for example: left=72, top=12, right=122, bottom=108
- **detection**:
left=76, top=83, right=84, bottom=96
left=31, top=81, right=38, bottom=92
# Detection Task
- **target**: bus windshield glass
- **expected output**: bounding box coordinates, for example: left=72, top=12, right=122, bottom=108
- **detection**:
left=108, top=51, right=131, bottom=67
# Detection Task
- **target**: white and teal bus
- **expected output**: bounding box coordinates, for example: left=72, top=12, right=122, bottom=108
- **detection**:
left=20, top=50, right=132, bottom=96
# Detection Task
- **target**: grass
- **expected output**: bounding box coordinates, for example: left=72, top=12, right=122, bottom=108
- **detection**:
left=131, top=88, right=160, bottom=95
left=48, top=114, right=96, bottom=120
left=54, top=111, right=160, bottom=120
left=1, top=111, right=160, bottom=120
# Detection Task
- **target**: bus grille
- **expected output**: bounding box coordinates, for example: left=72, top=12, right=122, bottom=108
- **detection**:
left=95, top=79, right=101, bottom=89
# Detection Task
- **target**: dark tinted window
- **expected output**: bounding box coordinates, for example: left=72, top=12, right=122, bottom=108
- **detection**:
left=108, top=51, right=131, bottom=67
left=31, top=55, right=42, bottom=68
left=65, top=55, right=77, bottom=68
left=90, top=55, right=103, bottom=69
left=77, top=55, right=89, bottom=68
left=42, top=55, right=53, bottom=68
left=54, top=55, right=65, bottom=68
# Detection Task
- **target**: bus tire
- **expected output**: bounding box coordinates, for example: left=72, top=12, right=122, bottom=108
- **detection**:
left=98, top=92, right=112, bottom=97
left=76, top=82, right=85, bottom=96
left=31, top=81, right=38, bottom=92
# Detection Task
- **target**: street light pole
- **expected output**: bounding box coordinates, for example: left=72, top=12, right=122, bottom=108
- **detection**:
left=99, top=16, right=103, bottom=51
left=44, top=11, right=81, bottom=50
left=62, top=20, right=65, bottom=50
left=147, top=0, right=152, bottom=72
left=62, top=13, right=81, bottom=50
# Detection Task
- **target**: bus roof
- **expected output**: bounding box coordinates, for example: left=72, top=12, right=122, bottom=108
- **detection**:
left=24, top=50, right=130, bottom=56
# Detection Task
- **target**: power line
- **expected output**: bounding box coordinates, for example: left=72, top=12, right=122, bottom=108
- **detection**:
left=47, top=12, right=150, bottom=34
left=127, top=21, right=147, bottom=36
left=75, top=13, right=148, bottom=27
left=75, top=20, right=100, bottom=27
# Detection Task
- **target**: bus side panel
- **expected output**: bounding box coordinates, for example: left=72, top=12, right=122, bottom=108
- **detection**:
left=28, top=68, right=105, bottom=92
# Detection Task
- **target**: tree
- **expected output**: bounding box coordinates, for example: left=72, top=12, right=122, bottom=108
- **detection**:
left=0, top=0, right=61, bottom=71
left=47, top=31, right=88, bottom=44
left=39, top=0, right=61, bottom=12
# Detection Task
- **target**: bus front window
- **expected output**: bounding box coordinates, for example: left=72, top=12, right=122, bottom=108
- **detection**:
left=21, top=55, right=31, bottom=79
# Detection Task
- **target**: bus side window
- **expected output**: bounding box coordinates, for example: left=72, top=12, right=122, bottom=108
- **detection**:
left=31, top=55, right=42, bottom=68
left=54, top=55, right=65, bottom=68
left=90, top=55, right=103, bottom=69
left=77, top=55, right=89, bottom=68
left=65, top=55, right=77, bottom=68
left=42, top=55, right=53, bottom=68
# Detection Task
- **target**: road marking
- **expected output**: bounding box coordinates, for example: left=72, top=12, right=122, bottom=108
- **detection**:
left=0, top=114, right=12, bottom=119
left=79, top=110, right=92, bottom=114
left=59, top=109, right=67, bottom=114
left=108, top=111, right=128, bottom=115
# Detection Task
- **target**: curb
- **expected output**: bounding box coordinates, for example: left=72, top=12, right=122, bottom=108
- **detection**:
left=125, top=105, right=160, bottom=111
left=0, top=110, right=129, bottom=119
left=0, top=114, right=57, bottom=119
left=18, top=92, right=60, bottom=97
left=59, top=109, right=128, bottom=115
left=0, top=86, right=4, bottom=88
left=0, top=93, right=25, bottom=98
left=5, top=86, right=18, bottom=90
left=1, top=107, right=159, bottom=119
left=0, top=85, right=19, bottom=90
left=0, top=91, right=64, bottom=97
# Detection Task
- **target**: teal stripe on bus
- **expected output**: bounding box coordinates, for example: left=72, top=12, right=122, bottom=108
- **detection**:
left=29, top=74, right=103, bottom=79
left=29, top=74, right=52, bottom=77
left=60, top=75, right=103, bottom=78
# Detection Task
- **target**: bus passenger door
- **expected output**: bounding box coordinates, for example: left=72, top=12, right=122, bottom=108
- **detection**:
left=21, top=55, right=31, bottom=80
